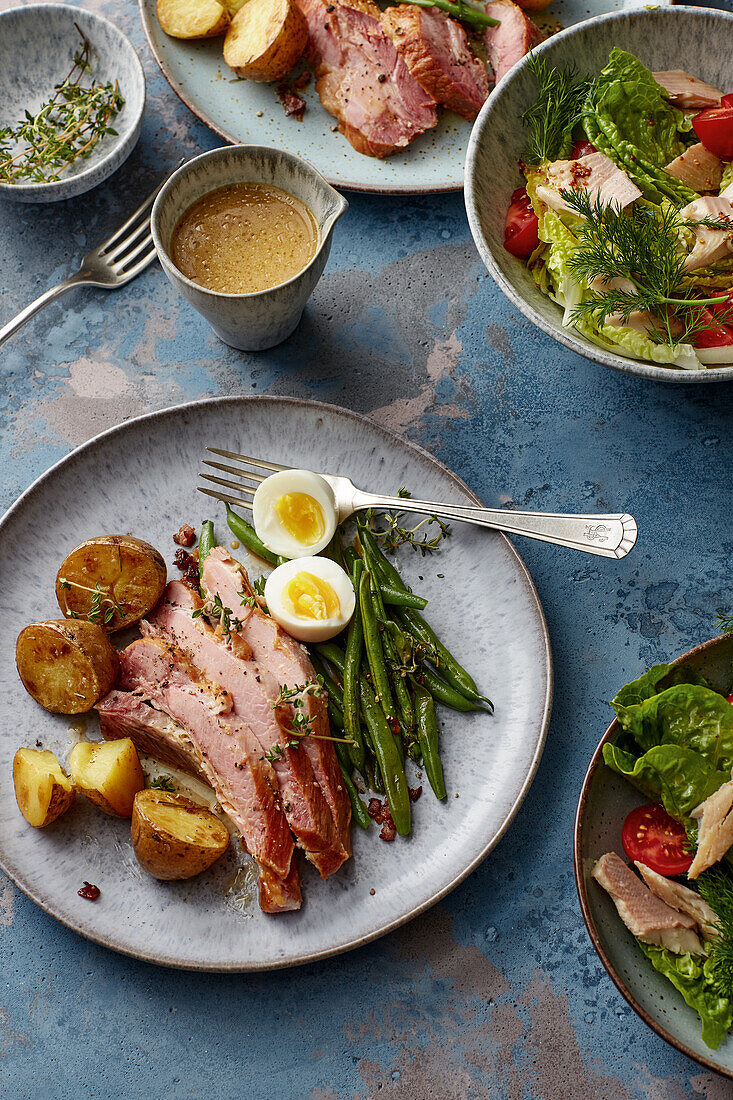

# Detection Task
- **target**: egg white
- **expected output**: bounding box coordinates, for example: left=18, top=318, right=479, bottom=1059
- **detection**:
left=264, top=557, right=355, bottom=643
left=252, top=470, right=337, bottom=559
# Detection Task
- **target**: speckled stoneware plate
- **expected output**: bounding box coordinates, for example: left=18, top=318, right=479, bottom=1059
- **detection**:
left=465, top=5, right=733, bottom=384
left=575, top=633, right=733, bottom=1076
left=0, top=396, right=551, bottom=971
left=0, top=4, right=145, bottom=203
left=138, top=0, right=662, bottom=194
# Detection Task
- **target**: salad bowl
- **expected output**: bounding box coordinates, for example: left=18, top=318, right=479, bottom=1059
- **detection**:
left=465, top=6, right=733, bottom=384
left=575, top=631, right=733, bottom=1076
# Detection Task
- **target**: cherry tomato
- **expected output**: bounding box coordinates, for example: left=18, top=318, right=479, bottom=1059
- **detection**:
left=571, top=140, right=597, bottom=159
left=720, top=94, right=733, bottom=108
left=503, top=187, right=540, bottom=261
left=691, top=307, right=733, bottom=348
left=622, top=803, right=693, bottom=877
left=693, top=106, right=733, bottom=158
left=708, top=290, right=733, bottom=326
left=726, top=693, right=733, bottom=705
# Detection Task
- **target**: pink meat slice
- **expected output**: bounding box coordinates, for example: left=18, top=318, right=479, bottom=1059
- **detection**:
left=115, top=635, right=301, bottom=912
left=653, top=70, right=722, bottom=110
left=295, top=0, right=437, bottom=158
left=143, top=580, right=345, bottom=878
left=484, top=0, right=545, bottom=86
left=97, top=689, right=205, bottom=777
left=664, top=143, right=723, bottom=193
left=381, top=5, right=488, bottom=121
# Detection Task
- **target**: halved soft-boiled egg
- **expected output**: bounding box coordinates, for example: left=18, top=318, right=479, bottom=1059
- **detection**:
left=264, top=557, right=355, bottom=643
left=253, top=470, right=337, bottom=559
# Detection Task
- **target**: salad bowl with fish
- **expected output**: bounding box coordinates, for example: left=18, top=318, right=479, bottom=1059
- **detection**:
left=465, top=6, right=733, bottom=381
left=575, top=630, right=733, bottom=1075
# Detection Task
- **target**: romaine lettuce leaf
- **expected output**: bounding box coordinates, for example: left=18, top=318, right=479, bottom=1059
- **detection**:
left=637, top=943, right=733, bottom=1049
left=721, top=161, right=733, bottom=193
left=614, top=684, right=733, bottom=770
left=602, top=742, right=728, bottom=820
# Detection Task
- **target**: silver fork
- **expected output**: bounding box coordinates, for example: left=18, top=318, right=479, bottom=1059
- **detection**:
left=198, top=448, right=638, bottom=559
left=0, top=167, right=178, bottom=349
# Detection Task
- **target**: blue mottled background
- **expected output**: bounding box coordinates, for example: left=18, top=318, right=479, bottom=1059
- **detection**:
left=1, top=0, right=733, bottom=1096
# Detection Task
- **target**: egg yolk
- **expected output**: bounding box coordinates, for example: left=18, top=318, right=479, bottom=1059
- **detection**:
left=274, top=492, right=325, bottom=546
left=285, top=572, right=340, bottom=621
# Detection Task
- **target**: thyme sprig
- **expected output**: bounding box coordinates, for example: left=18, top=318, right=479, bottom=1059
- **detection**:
left=59, top=577, right=124, bottom=626
left=365, top=490, right=451, bottom=556
left=148, top=774, right=176, bottom=792
left=267, top=680, right=354, bottom=760
left=192, top=593, right=242, bottom=641
left=0, top=27, right=124, bottom=185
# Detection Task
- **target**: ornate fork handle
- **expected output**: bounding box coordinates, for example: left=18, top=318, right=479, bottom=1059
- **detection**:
left=0, top=274, right=89, bottom=349
left=353, top=493, right=638, bottom=559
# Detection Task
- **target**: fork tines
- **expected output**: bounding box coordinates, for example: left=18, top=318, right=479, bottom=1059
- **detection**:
left=197, top=448, right=290, bottom=511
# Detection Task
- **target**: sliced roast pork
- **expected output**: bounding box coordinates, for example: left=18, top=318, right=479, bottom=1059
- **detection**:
left=592, top=852, right=704, bottom=955
left=142, top=580, right=347, bottom=878
left=202, top=547, right=352, bottom=862
left=535, top=151, right=642, bottom=214
left=381, top=5, right=488, bottom=121
left=484, top=0, right=544, bottom=86
left=97, top=690, right=204, bottom=777
left=652, top=70, right=722, bottom=110
left=687, top=774, right=733, bottom=880
left=664, top=143, right=723, bottom=193
left=679, top=196, right=733, bottom=272
left=635, top=862, right=719, bottom=941
left=295, top=0, right=437, bottom=158
left=111, top=636, right=301, bottom=912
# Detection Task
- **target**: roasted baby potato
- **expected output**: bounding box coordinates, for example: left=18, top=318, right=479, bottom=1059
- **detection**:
left=157, top=0, right=230, bottom=38
left=55, top=535, right=167, bottom=632
left=222, top=0, right=249, bottom=14
left=69, top=738, right=145, bottom=817
left=223, top=0, right=307, bottom=82
left=13, top=748, right=75, bottom=828
left=131, top=790, right=230, bottom=880
left=16, top=619, right=119, bottom=714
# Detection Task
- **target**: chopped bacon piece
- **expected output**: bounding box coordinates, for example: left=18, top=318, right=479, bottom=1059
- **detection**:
left=277, top=84, right=307, bottom=119
left=173, top=524, right=196, bottom=547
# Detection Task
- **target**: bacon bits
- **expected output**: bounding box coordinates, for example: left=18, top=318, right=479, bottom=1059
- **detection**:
left=78, top=881, right=100, bottom=901
left=173, top=524, right=196, bottom=547
left=367, top=797, right=396, bottom=842
left=408, top=786, right=422, bottom=803
left=173, top=548, right=200, bottom=591
left=277, top=84, right=307, bottom=119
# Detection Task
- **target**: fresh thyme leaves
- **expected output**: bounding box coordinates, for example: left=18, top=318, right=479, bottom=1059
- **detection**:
left=0, top=27, right=124, bottom=185
left=253, top=576, right=267, bottom=598
left=522, top=55, right=594, bottom=165
left=58, top=576, right=124, bottom=626
left=148, top=774, right=176, bottom=792
left=365, top=491, right=451, bottom=557
left=561, top=189, right=730, bottom=347
left=193, top=593, right=242, bottom=640
left=270, top=680, right=354, bottom=752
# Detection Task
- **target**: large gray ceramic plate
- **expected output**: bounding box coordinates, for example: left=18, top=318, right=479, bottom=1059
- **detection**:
left=0, top=397, right=551, bottom=971
left=465, top=5, right=733, bottom=383
left=575, top=633, right=733, bottom=1076
left=138, top=0, right=664, bottom=194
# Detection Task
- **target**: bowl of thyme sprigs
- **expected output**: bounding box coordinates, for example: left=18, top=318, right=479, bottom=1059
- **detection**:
left=465, top=6, right=733, bottom=383
left=0, top=4, right=145, bottom=202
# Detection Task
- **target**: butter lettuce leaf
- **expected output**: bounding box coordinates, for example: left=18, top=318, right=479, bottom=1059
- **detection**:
left=637, top=944, right=733, bottom=1049
left=602, top=742, right=728, bottom=820
left=614, top=684, right=733, bottom=770
left=613, top=663, right=709, bottom=710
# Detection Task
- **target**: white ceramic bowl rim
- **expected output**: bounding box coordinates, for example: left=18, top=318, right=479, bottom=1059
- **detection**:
left=0, top=3, right=145, bottom=196
left=465, top=5, right=733, bottom=384
left=150, top=145, right=348, bottom=301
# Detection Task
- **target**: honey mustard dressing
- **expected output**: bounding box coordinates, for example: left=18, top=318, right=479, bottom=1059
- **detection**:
left=170, top=182, right=319, bottom=294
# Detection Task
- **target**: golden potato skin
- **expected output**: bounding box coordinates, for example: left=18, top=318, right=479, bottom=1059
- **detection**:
left=16, top=619, right=119, bottom=714
left=157, top=0, right=230, bottom=38
left=70, top=739, right=145, bottom=817
left=131, top=790, right=230, bottom=880
left=223, top=0, right=307, bottom=82
left=55, top=535, right=167, bottom=632
left=13, top=748, right=75, bottom=828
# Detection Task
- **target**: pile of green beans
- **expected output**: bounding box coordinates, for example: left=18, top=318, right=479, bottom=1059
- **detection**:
left=220, top=507, right=493, bottom=839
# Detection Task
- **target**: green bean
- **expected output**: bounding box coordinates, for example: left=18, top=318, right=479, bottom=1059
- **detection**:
left=332, top=738, right=370, bottom=830
left=399, top=607, right=492, bottom=709
left=420, top=664, right=488, bottom=713
left=413, top=682, right=446, bottom=800
left=359, top=571, right=395, bottom=721
left=380, top=584, right=428, bottom=610
left=198, top=520, right=215, bottom=596
left=226, top=505, right=278, bottom=566
left=364, top=756, right=382, bottom=794
left=357, top=525, right=404, bottom=589
left=343, top=544, right=360, bottom=572
left=343, top=560, right=366, bottom=772
left=360, top=679, right=410, bottom=836
left=314, top=641, right=346, bottom=677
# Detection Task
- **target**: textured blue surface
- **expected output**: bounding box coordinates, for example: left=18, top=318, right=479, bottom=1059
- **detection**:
left=1, top=1, right=732, bottom=1096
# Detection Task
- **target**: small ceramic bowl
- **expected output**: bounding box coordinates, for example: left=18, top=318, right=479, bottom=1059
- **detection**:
left=575, top=632, right=733, bottom=1076
left=151, top=146, right=348, bottom=351
left=0, top=4, right=145, bottom=204
left=465, top=6, right=733, bottom=384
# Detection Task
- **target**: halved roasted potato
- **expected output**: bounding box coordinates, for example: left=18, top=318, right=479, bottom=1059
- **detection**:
left=223, top=0, right=307, bottom=82
left=16, top=619, right=119, bottom=714
left=131, top=790, right=230, bottom=880
left=222, top=0, right=249, bottom=14
left=157, top=0, right=230, bottom=38
left=13, top=748, right=75, bottom=828
left=69, top=739, right=144, bottom=817
left=55, top=535, right=167, bottom=632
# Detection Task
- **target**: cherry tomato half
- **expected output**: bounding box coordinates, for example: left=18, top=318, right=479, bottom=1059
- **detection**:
left=692, top=307, right=733, bottom=348
left=720, top=94, right=733, bottom=109
left=503, top=187, right=540, bottom=261
left=693, top=106, right=733, bottom=158
left=622, top=803, right=693, bottom=877
left=727, top=693, right=733, bottom=705
left=571, top=140, right=597, bottom=159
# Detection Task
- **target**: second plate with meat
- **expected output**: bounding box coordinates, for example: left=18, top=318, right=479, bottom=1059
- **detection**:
left=0, top=396, right=551, bottom=970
